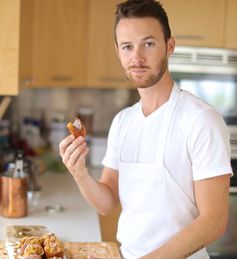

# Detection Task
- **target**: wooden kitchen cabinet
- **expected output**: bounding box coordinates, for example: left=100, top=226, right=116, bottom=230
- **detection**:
left=0, top=0, right=86, bottom=96
left=161, top=0, right=226, bottom=48
left=86, top=0, right=131, bottom=88
left=31, top=0, right=87, bottom=87
left=0, top=0, right=32, bottom=95
left=224, top=0, right=237, bottom=49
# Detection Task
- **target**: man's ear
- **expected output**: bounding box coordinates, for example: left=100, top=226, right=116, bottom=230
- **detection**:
left=167, top=36, right=175, bottom=56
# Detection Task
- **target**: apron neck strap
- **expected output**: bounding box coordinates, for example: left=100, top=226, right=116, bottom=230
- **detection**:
left=155, top=83, right=181, bottom=164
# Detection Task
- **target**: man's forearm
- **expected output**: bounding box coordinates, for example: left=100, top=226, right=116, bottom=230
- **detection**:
left=141, top=214, right=226, bottom=259
left=74, top=168, right=118, bottom=215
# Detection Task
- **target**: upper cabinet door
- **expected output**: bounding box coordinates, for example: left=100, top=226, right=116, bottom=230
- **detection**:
left=224, top=0, right=237, bottom=50
left=31, top=0, right=87, bottom=87
left=0, top=0, right=20, bottom=95
left=162, top=0, right=225, bottom=48
left=19, top=0, right=33, bottom=89
left=86, top=0, right=131, bottom=88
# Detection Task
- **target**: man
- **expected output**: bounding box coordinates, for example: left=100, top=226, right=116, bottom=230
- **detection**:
left=59, top=1, right=232, bottom=258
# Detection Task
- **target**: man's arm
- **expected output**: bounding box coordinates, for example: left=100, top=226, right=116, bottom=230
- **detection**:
left=141, top=174, right=231, bottom=259
left=59, top=135, right=119, bottom=215
left=76, top=166, right=120, bottom=215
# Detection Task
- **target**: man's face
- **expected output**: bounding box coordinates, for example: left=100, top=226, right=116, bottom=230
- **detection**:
left=115, top=17, right=174, bottom=89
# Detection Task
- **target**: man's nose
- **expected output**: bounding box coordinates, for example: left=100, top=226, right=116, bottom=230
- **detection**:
left=131, top=47, right=145, bottom=65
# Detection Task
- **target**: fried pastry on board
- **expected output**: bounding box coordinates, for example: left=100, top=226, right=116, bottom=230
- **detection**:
left=16, top=233, right=64, bottom=259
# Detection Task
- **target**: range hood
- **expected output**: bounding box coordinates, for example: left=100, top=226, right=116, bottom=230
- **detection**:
left=169, top=46, right=237, bottom=75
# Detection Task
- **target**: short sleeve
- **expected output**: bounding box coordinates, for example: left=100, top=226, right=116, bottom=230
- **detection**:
left=188, top=108, right=233, bottom=181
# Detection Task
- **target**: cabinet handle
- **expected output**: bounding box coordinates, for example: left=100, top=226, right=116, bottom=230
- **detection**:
left=175, top=34, right=205, bottom=40
left=51, top=76, right=72, bottom=81
left=100, top=77, right=126, bottom=82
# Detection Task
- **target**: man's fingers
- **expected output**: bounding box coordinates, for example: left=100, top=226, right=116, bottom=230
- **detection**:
left=76, top=146, right=89, bottom=163
left=67, top=143, right=88, bottom=169
left=59, top=135, right=75, bottom=156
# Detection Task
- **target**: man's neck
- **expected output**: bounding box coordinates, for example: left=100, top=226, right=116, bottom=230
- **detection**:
left=138, top=77, right=174, bottom=117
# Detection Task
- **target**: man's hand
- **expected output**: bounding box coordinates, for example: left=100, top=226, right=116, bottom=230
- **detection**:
left=59, top=135, right=89, bottom=182
left=59, top=135, right=119, bottom=215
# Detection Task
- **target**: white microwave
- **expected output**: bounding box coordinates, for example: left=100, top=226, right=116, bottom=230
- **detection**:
left=170, top=46, right=237, bottom=124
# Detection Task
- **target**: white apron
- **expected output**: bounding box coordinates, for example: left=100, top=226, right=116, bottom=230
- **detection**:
left=117, top=85, right=210, bottom=259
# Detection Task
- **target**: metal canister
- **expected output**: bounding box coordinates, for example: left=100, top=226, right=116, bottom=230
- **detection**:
left=0, top=175, right=28, bottom=218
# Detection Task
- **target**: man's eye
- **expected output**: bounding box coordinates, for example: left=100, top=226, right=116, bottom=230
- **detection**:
left=145, top=42, right=155, bottom=47
left=122, top=45, right=132, bottom=50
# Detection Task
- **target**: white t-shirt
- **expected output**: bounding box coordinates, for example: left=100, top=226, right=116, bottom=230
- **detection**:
left=102, top=86, right=232, bottom=197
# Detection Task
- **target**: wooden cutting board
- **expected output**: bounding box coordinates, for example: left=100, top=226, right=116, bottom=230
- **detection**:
left=64, top=242, right=121, bottom=259
left=2, top=240, right=121, bottom=259
left=5, top=225, right=122, bottom=258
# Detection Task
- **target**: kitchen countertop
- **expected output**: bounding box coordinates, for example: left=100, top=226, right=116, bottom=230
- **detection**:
left=0, top=170, right=102, bottom=242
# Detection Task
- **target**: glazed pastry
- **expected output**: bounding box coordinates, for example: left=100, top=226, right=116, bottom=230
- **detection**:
left=21, top=243, right=44, bottom=256
left=16, top=233, right=64, bottom=259
left=41, top=233, right=64, bottom=258
left=67, top=117, right=86, bottom=138
left=18, top=236, right=43, bottom=256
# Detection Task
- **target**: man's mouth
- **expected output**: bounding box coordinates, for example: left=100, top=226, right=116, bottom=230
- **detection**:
left=129, top=67, right=148, bottom=74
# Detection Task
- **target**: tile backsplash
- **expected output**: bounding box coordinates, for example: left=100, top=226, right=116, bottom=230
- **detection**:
left=10, top=87, right=139, bottom=137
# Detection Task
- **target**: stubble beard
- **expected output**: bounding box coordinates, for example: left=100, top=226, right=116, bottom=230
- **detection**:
left=125, top=56, right=168, bottom=89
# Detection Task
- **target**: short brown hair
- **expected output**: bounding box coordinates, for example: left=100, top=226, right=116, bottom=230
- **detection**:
left=115, top=0, right=171, bottom=42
